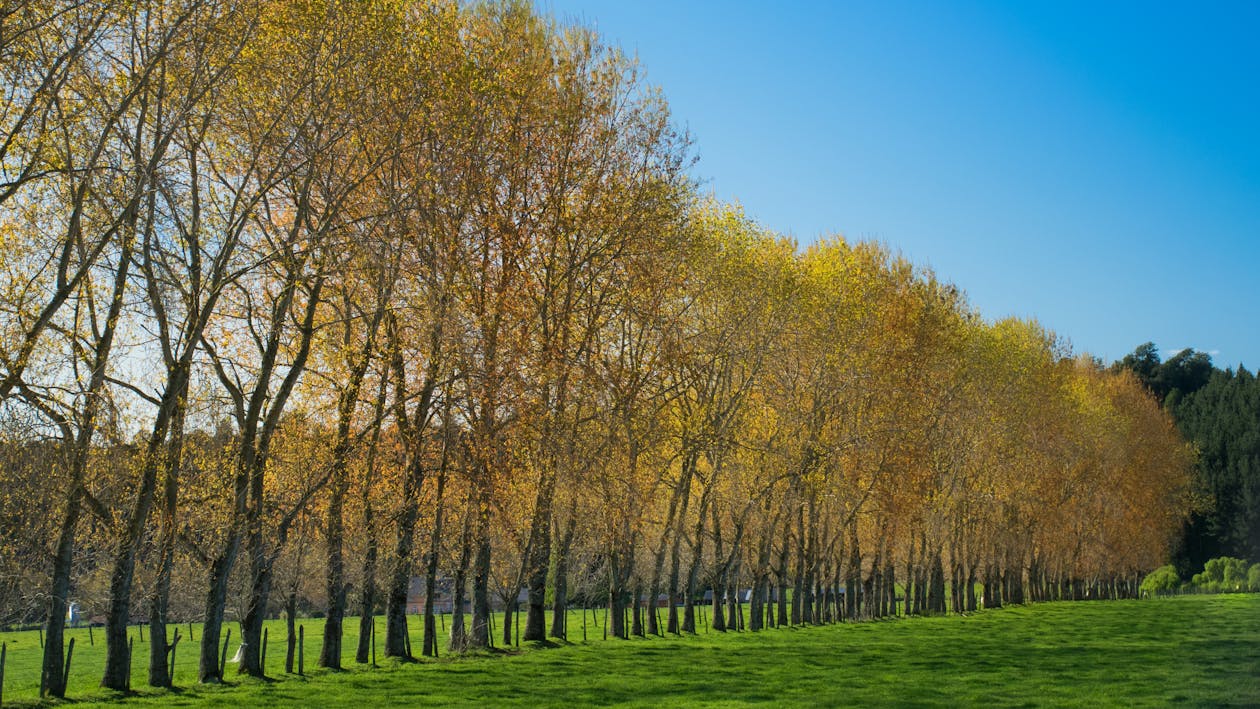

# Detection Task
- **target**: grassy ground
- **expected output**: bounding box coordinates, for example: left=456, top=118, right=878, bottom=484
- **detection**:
left=0, top=594, right=1256, bottom=707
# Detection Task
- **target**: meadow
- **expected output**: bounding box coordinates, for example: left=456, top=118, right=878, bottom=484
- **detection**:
left=0, top=594, right=1256, bottom=707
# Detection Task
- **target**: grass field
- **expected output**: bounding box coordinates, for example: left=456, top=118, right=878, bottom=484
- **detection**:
left=0, top=594, right=1256, bottom=707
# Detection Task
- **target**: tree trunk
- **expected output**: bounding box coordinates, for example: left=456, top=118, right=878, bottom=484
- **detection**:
left=845, top=519, right=861, bottom=621
left=147, top=404, right=185, bottom=688
left=448, top=513, right=472, bottom=652
left=791, top=503, right=806, bottom=625
left=469, top=486, right=492, bottom=649
left=384, top=456, right=424, bottom=660
left=631, top=583, right=644, bottom=637
left=198, top=539, right=241, bottom=683
left=682, top=478, right=714, bottom=634
left=354, top=530, right=379, bottom=664
left=237, top=538, right=274, bottom=677
left=550, top=511, right=577, bottom=639
left=422, top=446, right=449, bottom=657
left=647, top=460, right=687, bottom=637
left=710, top=501, right=726, bottom=633
left=965, top=564, right=978, bottom=612
left=928, top=550, right=946, bottom=614
left=522, top=473, right=556, bottom=642
left=285, top=593, right=297, bottom=674
left=42, top=482, right=81, bottom=698
left=354, top=396, right=385, bottom=665
left=666, top=453, right=696, bottom=634
left=319, top=452, right=349, bottom=668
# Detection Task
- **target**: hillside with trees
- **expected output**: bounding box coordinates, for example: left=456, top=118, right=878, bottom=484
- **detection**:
left=1115, top=344, right=1260, bottom=572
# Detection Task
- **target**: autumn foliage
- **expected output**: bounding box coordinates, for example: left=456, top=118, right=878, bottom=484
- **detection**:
left=0, top=0, right=1194, bottom=696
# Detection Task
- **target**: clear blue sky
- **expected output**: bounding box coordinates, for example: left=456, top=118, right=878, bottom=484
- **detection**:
left=537, top=0, right=1260, bottom=369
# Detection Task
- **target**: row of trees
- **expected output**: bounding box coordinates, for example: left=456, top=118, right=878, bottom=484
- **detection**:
left=0, top=0, right=1195, bottom=699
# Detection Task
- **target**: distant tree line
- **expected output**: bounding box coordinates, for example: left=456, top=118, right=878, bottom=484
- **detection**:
left=1114, top=343, right=1260, bottom=572
left=1, top=0, right=1195, bottom=700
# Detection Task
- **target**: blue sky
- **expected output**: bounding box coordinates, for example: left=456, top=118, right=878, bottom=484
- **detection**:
left=537, top=0, right=1260, bottom=369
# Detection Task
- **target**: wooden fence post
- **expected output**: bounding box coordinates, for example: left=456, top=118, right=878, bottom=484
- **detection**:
left=219, top=628, right=231, bottom=680
left=2, top=641, right=8, bottom=708
left=370, top=618, right=376, bottom=668
left=88, top=625, right=94, bottom=646
left=261, top=628, right=268, bottom=676
left=61, top=637, right=75, bottom=695
left=126, top=637, right=133, bottom=692
left=169, top=629, right=180, bottom=683
left=297, top=625, right=304, bottom=676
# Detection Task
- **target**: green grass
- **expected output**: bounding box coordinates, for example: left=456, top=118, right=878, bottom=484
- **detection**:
left=1, top=595, right=1257, bottom=707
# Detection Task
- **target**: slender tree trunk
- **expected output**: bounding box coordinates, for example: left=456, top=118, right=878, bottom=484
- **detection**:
left=632, top=583, right=644, bottom=637
left=845, top=519, right=861, bottom=621
left=448, top=511, right=472, bottom=652
left=709, top=502, right=726, bottom=633
left=355, top=528, right=379, bottom=664
left=682, top=477, right=714, bottom=634
left=550, top=511, right=577, bottom=639
left=502, top=594, right=515, bottom=647
left=666, top=453, right=696, bottom=635
left=285, top=593, right=297, bottom=674
left=422, top=439, right=450, bottom=657
left=147, top=404, right=185, bottom=687
left=469, top=483, right=492, bottom=649
left=42, top=481, right=82, bottom=698
left=354, top=382, right=387, bottom=665
left=928, top=550, right=946, bottom=614
left=777, top=513, right=793, bottom=626
left=198, top=542, right=240, bottom=682
left=791, top=502, right=806, bottom=625
left=237, top=535, right=274, bottom=676
left=384, top=456, right=424, bottom=660
left=319, top=440, right=351, bottom=668
left=522, top=472, right=556, bottom=642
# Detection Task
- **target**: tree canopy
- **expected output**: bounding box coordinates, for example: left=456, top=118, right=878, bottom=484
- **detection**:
left=0, top=0, right=1200, bottom=698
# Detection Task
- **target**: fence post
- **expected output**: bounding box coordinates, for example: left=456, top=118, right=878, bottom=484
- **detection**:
left=61, top=637, right=75, bottom=695
left=261, top=628, right=268, bottom=676
left=370, top=618, right=376, bottom=668
left=89, top=625, right=94, bottom=646
left=169, top=629, right=180, bottom=683
left=297, top=625, right=304, bottom=676
left=219, top=628, right=231, bottom=680
left=126, top=637, right=133, bottom=692
left=2, top=641, right=7, bottom=708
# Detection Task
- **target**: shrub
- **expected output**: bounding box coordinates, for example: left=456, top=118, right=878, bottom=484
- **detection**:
left=1187, top=557, right=1254, bottom=593
left=1140, top=565, right=1181, bottom=596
